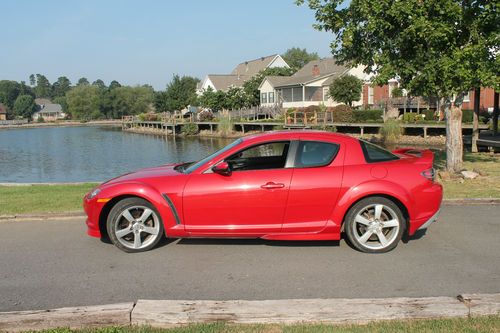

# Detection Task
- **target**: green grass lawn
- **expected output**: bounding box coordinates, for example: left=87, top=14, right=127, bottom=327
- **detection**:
left=0, top=183, right=97, bottom=215
left=434, top=152, right=500, bottom=199
left=31, top=316, right=500, bottom=333
left=0, top=152, right=498, bottom=216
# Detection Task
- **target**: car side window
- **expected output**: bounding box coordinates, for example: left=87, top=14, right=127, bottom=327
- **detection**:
left=226, top=141, right=290, bottom=171
left=295, top=141, right=339, bottom=168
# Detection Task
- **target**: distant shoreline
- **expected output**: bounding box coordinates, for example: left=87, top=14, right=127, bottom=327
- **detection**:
left=0, top=119, right=121, bottom=130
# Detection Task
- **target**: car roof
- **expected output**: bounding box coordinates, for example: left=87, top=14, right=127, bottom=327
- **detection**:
left=242, top=130, right=358, bottom=143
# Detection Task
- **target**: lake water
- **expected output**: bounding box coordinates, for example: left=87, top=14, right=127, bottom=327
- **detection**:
left=0, top=126, right=232, bottom=183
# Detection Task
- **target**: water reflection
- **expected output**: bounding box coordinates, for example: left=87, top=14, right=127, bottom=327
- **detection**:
left=0, top=126, right=231, bottom=183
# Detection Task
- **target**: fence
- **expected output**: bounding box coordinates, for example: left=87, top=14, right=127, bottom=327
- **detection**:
left=0, top=119, right=29, bottom=126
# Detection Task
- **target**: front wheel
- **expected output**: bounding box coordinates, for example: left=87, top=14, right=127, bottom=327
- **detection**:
left=344, top=197, right=405, bottom=253
left=107, top=197, right=164, bottom=253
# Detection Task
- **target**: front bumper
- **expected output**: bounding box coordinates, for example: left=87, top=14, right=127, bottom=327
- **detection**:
left=417, top=208, right=441, bottom=230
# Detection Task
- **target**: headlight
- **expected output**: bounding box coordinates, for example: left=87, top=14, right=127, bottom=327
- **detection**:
left=87, top=188, right=101, bottom=200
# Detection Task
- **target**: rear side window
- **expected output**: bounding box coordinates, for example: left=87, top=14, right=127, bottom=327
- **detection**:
left=295, top=141, right=339, bottom=168
left=359, top=140, right=399, bottom=163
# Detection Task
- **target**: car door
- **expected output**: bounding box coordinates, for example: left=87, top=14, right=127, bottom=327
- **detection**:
left=282, top=139, right=345, bottom=233
left=182, top=141, right=293, bottom=235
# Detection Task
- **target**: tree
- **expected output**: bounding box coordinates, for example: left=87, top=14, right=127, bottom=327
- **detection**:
left=35, top=74, right=51, bottom=98
left=13, top=95, right=36, bottom=119
left=0, top=80, right=21, bottom=111
left=224, top=86, right=247, bottom=110
left=198, top=87, right=226, bottom=111
left=92, top=79, right=106, bottom=89
left=53, top=96, right=68, bottom=115
left=281, top=47, right=320, bottom=71
left=29, top=74, right=36, bottom=87
left=108, top=86, right=154, bottom=118
left=66, top=85, right=101, bottom=119
left=109, top=80, right=121, bottom=90
left=329, top=74, right=363, bottom=107
left=77, top=77, right=90, bottom=86
left=52, top=76, right=72, bottom=98
left=156, top=75, right=200, bottom=112
left=242, top=67, right=295, bottom=106
left=299, top=0, right=499, bottom=172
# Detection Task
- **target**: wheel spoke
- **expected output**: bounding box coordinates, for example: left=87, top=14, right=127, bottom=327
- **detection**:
left=139, top=208, right=153, bottom=223
left=358, top=230, right=374, bottom=244
left=383, top=219, right=399, bottom=228
left=121, top=209, right=135, bottom=223
left=374, top=204, right=383, bottom=220
left=375, top=230, right=389, bottom=246
left=142, top=226, right=158, bottom=236
left=133, top=233, right=142, bottom=248
left=115, top=228, right=132, bottom=239
left=355, top=214, right=371, bottom=226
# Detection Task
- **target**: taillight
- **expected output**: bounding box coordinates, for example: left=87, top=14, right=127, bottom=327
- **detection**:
left=421, top=168, right=435, bottom=181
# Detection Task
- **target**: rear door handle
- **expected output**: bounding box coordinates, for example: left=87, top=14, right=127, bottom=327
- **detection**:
left=261, top=182, right=285, bottom=189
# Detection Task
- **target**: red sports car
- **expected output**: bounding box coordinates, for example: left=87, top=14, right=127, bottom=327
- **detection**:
left=84, top=131, right=442, bottom=253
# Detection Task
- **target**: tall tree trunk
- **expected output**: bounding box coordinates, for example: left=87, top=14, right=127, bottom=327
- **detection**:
left=471, top=88, right=480, bottom=153
left=444, top=97, right=463, bottom=173
left=493, top=91, right=499, bottom=136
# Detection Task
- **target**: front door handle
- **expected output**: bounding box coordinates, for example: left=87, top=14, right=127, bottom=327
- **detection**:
left=261, top=182, right=285, bottom=189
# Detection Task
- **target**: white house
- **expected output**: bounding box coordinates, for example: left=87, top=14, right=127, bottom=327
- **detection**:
left=33, top=99, right=65, bottom=121
left=197, top=54, right=290, bottom=94
left=258, top=58, right=367, bottom=108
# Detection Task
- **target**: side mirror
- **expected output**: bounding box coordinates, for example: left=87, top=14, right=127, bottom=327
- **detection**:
left=212, top=161, right=232, bottom=176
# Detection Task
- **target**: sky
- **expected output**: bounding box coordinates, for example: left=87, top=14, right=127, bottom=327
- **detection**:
left=0, top=0, right=334, bottom=90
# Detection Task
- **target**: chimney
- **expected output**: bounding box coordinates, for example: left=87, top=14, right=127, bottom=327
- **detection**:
left=312, top=64, right=320, bottom=76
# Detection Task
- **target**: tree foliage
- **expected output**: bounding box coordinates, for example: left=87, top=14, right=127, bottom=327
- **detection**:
left=155, top=75, right=199, bottom=112
left=329, top=74, right=363, bottom=106
left=298, top=0, right=499, bottom=172
left=281, top=47, right=320, bottom=71
left=35, top=74, right=51, bottom=98
left=13, top=94, right=37, bottom=118
left=108, top=86, right=154, bottom=118
left=66, top=85, right=101, bottom=120
left=52, top=76, right=72, bottom=98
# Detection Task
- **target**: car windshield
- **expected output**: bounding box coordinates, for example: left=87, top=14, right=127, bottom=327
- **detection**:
left=182, top=138, right=243, bottom=174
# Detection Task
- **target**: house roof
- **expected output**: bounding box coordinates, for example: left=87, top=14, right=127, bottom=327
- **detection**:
left=231, top=54, right=280, bottom=76
left=36, top=103, right=63, bottom=114
left=261, top=58, right=350, bottom=88
left=0, top=103, right=6, bottom=114
left=207, top=74, right=250, bottom=91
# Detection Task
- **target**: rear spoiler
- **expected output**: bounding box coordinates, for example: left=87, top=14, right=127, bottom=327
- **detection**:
left=392, top=148, right=434, bottom=165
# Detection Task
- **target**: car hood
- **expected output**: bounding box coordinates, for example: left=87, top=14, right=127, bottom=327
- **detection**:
left=102, top=164, right=181, bottom=185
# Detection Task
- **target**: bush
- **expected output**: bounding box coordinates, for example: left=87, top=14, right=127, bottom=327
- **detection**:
left=462, top=109, right=473, bottom=123
left=36, top=116, right=45, bottom=123
left=182, top=122, right=199, bottom=135
left=353, top=109, right=383, bottom=122
left=198, top=109, right=214, bottom=121
left=329, top=105, right=354, bottom=123
left=423, top=109, right=436, bottom=121
left=380, top=120, right=403, bottom=143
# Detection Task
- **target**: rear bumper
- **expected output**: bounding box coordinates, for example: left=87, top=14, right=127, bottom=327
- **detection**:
left=417, top=208, right=441, bottom=230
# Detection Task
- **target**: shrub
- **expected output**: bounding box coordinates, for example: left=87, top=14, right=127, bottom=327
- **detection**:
left=380, top=120, right=403, bottom=143
left=462, top=109, right=474, bottom=123
left=182, top=122, right=199, bottom=135
left=353, top=109, right=383, bottom=122
left=329, top=104, right=354, bottom=123
left=198, top=109, right=214, bottom=121
left=423, top=109, right=436, bottom=121
left=402, top=112, right=418, bottom=122
left=36, top=116, right=45, bottom=123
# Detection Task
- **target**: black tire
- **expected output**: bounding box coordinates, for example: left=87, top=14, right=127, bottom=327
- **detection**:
left=106, top=197, right=164, bottom=253
left=344, top=196, right=405, bottom=253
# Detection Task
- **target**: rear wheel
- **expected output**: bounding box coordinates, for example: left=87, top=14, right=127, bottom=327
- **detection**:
left=344, top=197, right=404, bottom=253
left=107, top=197, right=164, bottom=253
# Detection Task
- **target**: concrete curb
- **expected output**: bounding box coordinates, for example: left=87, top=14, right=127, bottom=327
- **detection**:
left=0, top=294, right=498, bottom=332
left=1, top=199, right=499, bottom=223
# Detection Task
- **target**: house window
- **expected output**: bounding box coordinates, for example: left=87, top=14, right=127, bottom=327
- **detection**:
left=261, top=93, right=267, bottom=104
left=368, top=86, right=374, bottom=104
left=268, top=92, right=275, bottom=104
left=292, top=87, right=303, bottom=102
left=463, top=91, right=470, bottom=103
left=323, top=88, right=330, bottom=101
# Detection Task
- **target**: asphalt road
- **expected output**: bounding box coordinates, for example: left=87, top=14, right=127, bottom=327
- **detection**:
left=0, top=205, right=499, bottom=312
